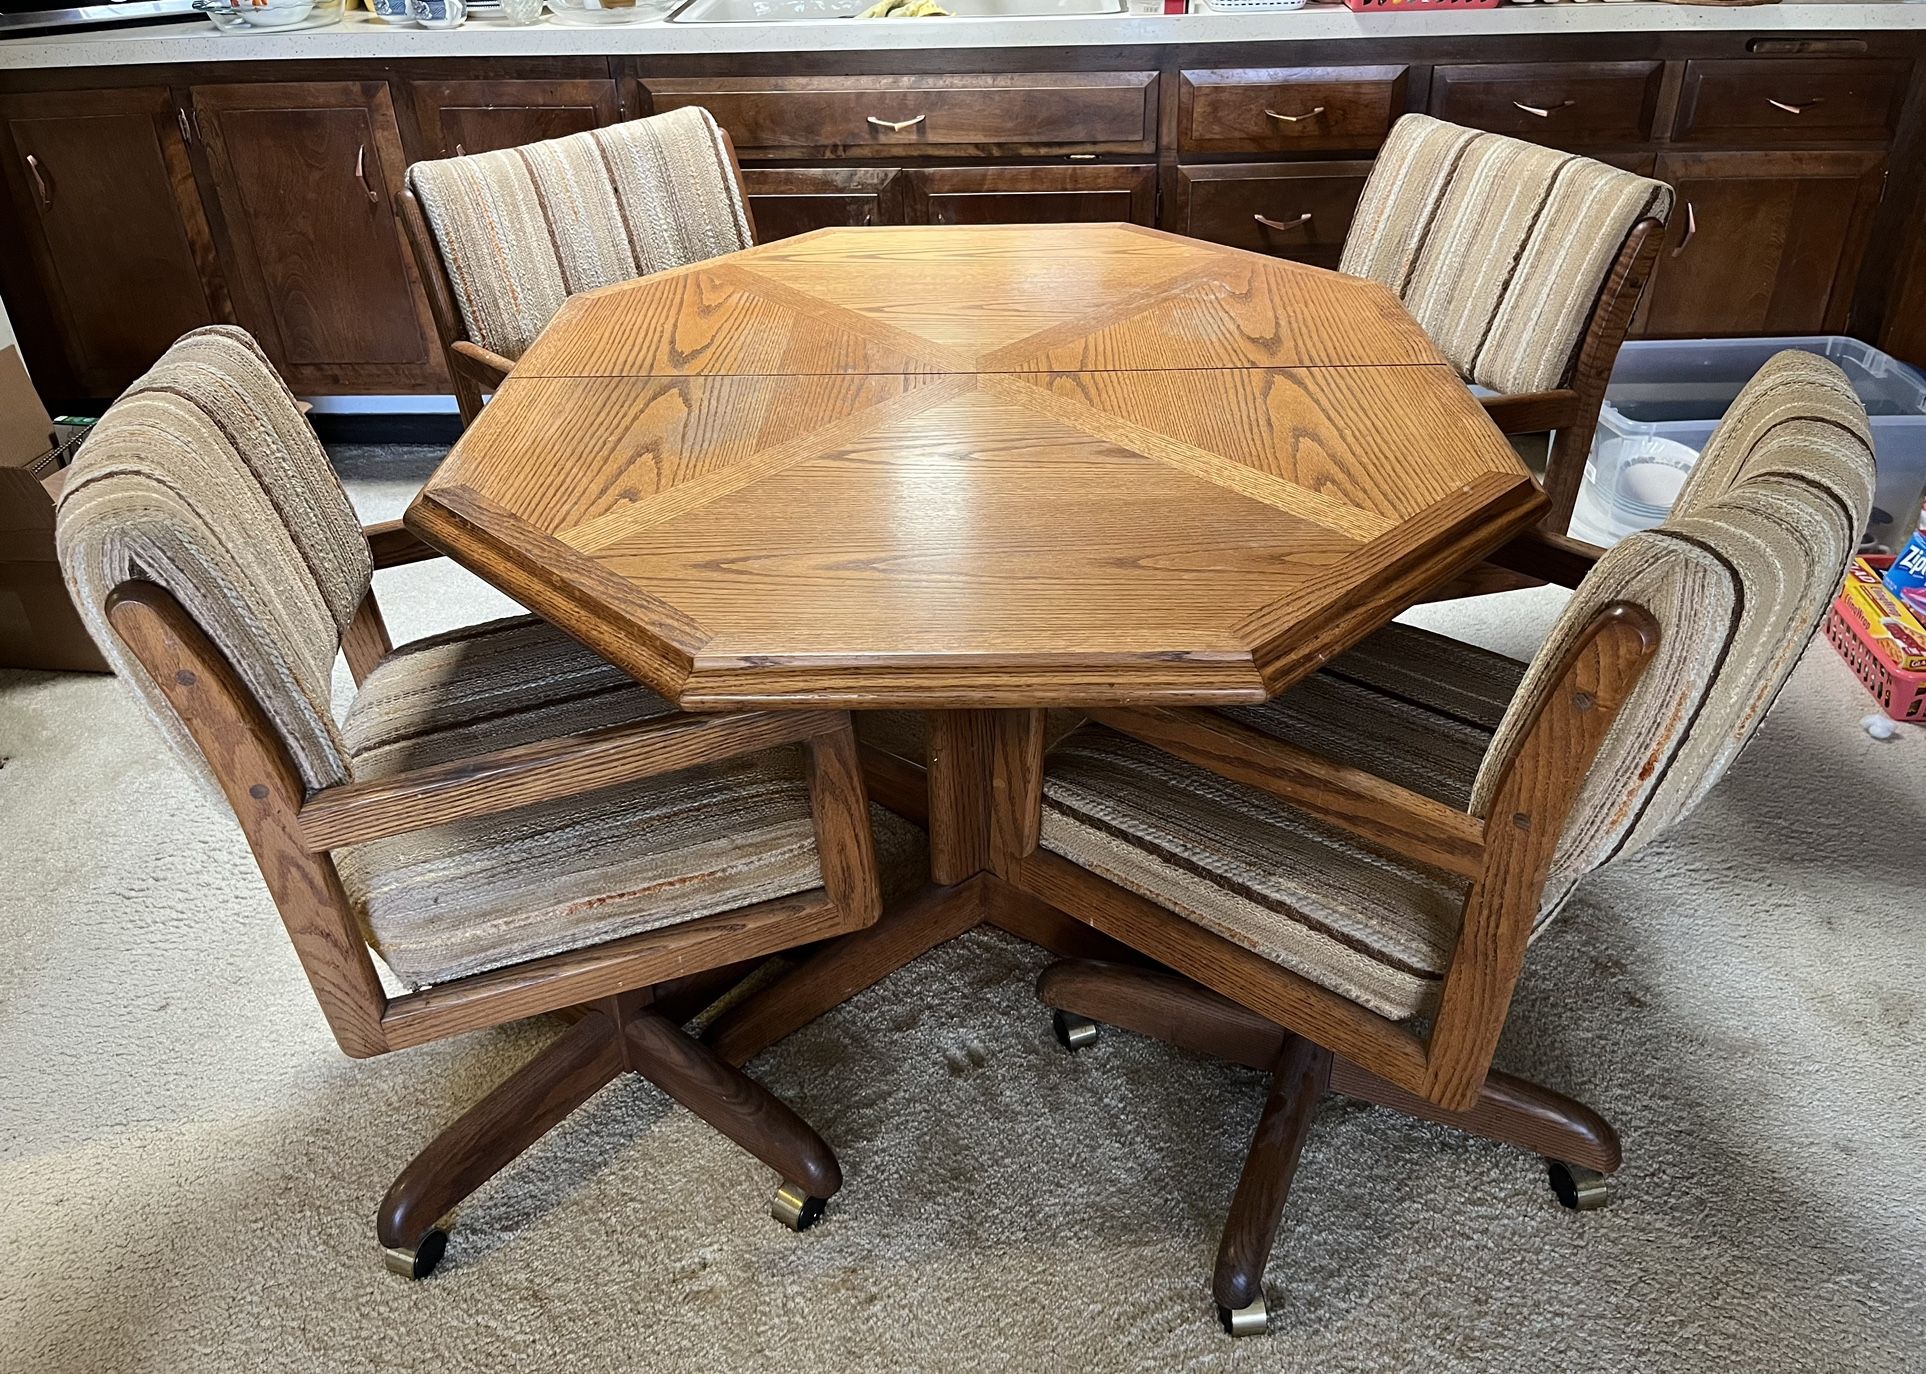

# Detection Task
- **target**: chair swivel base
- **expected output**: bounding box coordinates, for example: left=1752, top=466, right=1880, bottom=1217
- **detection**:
left=375, top=986, right=841, bottom=1279
left=1039, top=958, right=1622, bottom=1334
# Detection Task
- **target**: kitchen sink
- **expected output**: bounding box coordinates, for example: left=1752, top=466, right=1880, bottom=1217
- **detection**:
left=670, top=0, right=1125, bottom=22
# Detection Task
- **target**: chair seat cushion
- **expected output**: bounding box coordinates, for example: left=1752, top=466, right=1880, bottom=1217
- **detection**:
left=1218, top=621, right=1527, bottom=810
left=1039, top=621, right=1528, bottom=1020
left=335, top=616, right=917, bottom=987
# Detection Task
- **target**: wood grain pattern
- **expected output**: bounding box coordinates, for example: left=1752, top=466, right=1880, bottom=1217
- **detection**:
left=1421, top=602, right=1660, bottom=1110
left=410, top=224, right=1535, bottom=710
left=1213, top=1033, right=1330, bottom=1310
left=296, top=709, right=844, bottom=852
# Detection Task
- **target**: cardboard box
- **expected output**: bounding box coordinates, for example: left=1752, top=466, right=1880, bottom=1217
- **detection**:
left=0, top=346, right=109, bottom=673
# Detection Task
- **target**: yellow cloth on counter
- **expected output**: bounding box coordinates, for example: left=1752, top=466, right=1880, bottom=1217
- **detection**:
left=857, top=0, right=951, bottom=15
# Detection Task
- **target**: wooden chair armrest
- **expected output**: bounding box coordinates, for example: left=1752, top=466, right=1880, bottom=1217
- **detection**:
left=363, top=519, right=443, bottom=570
left=450, top=340, right=513, bottom=391
left=1086, top=706, right=1487, bottom=880
left=1421, top=602, right=1659, bottom=1109
left=298, top=708, right=847, bottom=852
left=1481, top=389, right=1579, bottom=435
left=1486, top=527, right=1606, bottom=589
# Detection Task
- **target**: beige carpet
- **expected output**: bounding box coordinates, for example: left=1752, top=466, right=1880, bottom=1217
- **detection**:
left=2, top=445, right=1922, bottom=1373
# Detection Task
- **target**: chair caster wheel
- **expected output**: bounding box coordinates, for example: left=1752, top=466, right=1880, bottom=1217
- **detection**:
left=1052, top=1011, right=1100, bottom=1053
left=1217, top=1294, right=1268, bottom=1337
left=772, top=1181, right=826, bottom=1232
left=1547, top=1160, right=1611, bottom=1211
left=382, top=1227, right=448, bottom=1280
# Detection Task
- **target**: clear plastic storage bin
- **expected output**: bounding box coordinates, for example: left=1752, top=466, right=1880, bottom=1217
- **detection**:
left=1577, top=335, right=1926, bottom=551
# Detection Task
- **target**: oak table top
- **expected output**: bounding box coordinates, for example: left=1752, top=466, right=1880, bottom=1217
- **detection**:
left=407, top=222, right=1545, bottom=710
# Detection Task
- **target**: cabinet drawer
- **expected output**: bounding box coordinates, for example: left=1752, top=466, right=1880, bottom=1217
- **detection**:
left=906, top=164, right=1156, bottom=226
left=740, top=167, right=905, bottom=240
left=1674, top=60, right=1906, bottom=145
left=1431, top=62, right=1662, bottom=146
left=1178, top=67, right=1407, bottom=154
left=642, top=74, right=1156, bottom=158
left=1175, top=163, right=1372, bottom=269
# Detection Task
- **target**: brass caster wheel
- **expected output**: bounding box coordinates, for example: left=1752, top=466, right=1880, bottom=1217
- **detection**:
left=1547, top=1160, right=1612, bottom=1212
left=382, top=1227, right=448, bottom=1280
left=1217, top=1294, right=1268, bottom=1338
left=1052, top=1011, right=1100, bottom=1053
left=771, top=1181, right=826, bottom=1232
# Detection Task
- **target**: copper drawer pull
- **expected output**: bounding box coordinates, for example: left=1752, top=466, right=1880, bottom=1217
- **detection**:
left=1263, top=106, right=1326, bottom=124
left=1254, top=212, right=1313, bottom=234
left=1512, top=99, right=1576, bottom=119
left=355, top=143, right=378, bottom=204
left=866, top=114, right=926, bottom=133
left=1671, top=201, right=1696, bottom=258
left=1768, top=97, right=1823, bottom=115
left=25, top=152, right=50, bottom=210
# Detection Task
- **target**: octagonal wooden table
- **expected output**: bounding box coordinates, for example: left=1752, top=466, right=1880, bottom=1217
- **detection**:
left=406, top=222, right=1546, bottom=1061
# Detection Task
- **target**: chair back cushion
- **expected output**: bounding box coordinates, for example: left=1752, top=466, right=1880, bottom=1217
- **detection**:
left=56, top=326, right=371, bottom=791
left=1470, top=351, right=1874, bottom=906
left=1339, top=114, right=1673, bottom=395
left=406, top=106, right=754, bottom=362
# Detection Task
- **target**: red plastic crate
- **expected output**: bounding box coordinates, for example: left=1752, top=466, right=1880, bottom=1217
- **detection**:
left=1825, top=555, right=1926, bottom=723
left=1344, top=0, right=1499, bottom=11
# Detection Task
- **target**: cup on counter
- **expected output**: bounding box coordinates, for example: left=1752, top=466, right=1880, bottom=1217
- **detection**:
left=499, top=0, right=544, bottom=20
left=408, top=0, right=466, bottom=24
left=367, top=0, right=415, bottom=20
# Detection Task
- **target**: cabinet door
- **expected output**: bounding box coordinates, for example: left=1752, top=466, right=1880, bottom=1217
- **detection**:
left=409, top=77, right=619, bottom=159
left=1175, top=162, right=1371, bottom=270
left=1638, top=150, right=1886, bottom=338
left=740, top=166, right=904, bottom=241
left=191, top=81, right=440, bottom=393
left=0, top=87, right=224, bottom=397
left=905, top=164, right=1155, bottom=226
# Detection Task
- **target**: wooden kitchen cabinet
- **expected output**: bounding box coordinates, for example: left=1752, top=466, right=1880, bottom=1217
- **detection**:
left=740, top=166, right=905, bottom=239
left=904, top=164, right=1156, bottom=226
left=642, top=73, right=1158, bottom=159
left=1175, top=162, right=1371, bottom=269
left=409, top=77, right=620, bottom=160
left=1637, top=150, right=1887, bottom=338
left=0, top=88, right=225, bottom=397
left=190, top=81, right=442, bottom=393
left=1430, top=61, right=1663, bottom=147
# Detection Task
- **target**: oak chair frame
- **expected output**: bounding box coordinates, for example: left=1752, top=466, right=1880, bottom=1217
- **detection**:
left=103, top=521, right=885, bottom=1274
left=990, top=592, right=1660, bottom=1325
left=397, top=129, right=759, bottom=428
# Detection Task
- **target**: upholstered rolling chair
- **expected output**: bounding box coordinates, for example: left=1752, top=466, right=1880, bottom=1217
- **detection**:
left=57, top=326, right=913, bottom=1279
left=400, top=106, right=757, bottom=425
left=1341, top=114, right=1674, bottom=542
left=991, top=351, right=1872, bottom=1336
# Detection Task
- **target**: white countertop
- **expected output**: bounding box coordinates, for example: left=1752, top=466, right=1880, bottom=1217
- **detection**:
left=0, top=1, right=1921, bottom=69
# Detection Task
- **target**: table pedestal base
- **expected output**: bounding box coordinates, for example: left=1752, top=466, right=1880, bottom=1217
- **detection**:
left=703, top=872, right=1140, bottom=1067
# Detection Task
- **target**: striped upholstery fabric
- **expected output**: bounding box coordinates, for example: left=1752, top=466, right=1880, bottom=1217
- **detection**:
left=407, top=107, right=754, bottom=363
left=337, top=614, right=923, bottom=986
left=1475, top=350, right=1875, bottom=899
left=56, top=326, right=371, bottom=792
left=1042, top=729, right=1470, bottom=1020
left=1339, top=114, right=1674, bottom=395
left=1040, top=351, right=1870, bottom=1018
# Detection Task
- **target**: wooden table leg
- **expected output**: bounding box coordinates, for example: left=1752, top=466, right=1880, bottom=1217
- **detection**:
left=926, top=709, right=996, bottom=884
left=702, top=709, right=1116, bottom=1062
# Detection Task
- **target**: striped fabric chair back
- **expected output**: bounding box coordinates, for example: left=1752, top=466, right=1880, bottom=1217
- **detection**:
left=1339, top=114, right=1674, bottom=396
left=406, top=107, right=755, bottom=364
left=56, top=326, right=372, bottom=792
left=1470, top=351, right=1875, bottom=908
